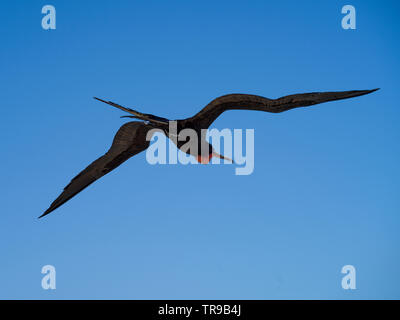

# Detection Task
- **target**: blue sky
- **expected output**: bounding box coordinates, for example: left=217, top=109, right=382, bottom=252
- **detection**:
left=0, top=0, right=399, bottom=299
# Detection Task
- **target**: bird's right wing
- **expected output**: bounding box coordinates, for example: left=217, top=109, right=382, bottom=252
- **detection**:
left=186, top=89, right=379, bottom=129
left=40, top=121, right=154, bottom=218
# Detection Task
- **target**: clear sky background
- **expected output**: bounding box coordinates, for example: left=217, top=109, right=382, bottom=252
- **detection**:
left=0, top=0, right=399, bottom=299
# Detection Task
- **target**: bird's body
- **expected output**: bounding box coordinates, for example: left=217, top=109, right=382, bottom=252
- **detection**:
left=40, top=89, right=378, bottom=218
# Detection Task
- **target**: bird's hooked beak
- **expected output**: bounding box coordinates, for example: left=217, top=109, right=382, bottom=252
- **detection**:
left=212, top=152, right=234, bottom=164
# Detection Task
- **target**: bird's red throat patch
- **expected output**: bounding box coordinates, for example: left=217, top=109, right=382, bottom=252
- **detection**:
left=196, top=154, right=213, bottom=164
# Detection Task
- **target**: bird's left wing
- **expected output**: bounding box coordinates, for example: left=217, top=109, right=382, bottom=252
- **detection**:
left=185, top=89, right=379, bottom=129
left=40, top=121, right=154, bottom=218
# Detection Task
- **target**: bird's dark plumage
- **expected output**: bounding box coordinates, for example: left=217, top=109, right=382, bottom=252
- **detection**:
left=40, top=122, right=154, bottom=218
left=183, top=89, right=379, bottom=129
left=41, top=88, right=378, bottom=218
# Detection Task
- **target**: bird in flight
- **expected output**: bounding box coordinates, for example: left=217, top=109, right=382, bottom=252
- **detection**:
left=40, top=89, right=378, bottom=218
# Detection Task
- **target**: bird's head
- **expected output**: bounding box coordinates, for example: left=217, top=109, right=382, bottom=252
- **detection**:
left=196, top=144, right=233, bottom=164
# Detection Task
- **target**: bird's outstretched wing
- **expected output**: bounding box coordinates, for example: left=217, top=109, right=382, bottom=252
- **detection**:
left=40, top=121, right=154, bottom=218
left=186, top=89, right=379, bottom=129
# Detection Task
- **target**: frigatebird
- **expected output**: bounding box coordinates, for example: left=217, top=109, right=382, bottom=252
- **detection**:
left=40, top=89, right=378, bottom=218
